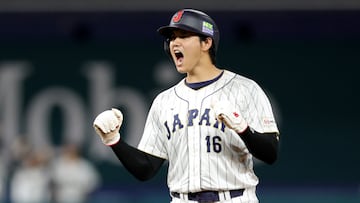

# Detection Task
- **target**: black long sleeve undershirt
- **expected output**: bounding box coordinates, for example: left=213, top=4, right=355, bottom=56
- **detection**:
left=111, top=139, right=165, bottom=181
left=110, top=129, right=279, bottom=181
left=239, top=127, right=279, bottom=165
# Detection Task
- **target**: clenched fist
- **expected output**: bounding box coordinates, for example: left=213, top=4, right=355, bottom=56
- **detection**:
left=93, top=108, right=123, bottom=146
left=211, top=100, right=248, bottom=134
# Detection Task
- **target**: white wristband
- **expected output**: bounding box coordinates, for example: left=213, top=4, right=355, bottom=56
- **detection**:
left=102, top=133, right=121, bottom=146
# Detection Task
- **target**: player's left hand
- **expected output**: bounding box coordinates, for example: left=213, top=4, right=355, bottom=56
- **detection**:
left=211, top=100, right=248, bottom=134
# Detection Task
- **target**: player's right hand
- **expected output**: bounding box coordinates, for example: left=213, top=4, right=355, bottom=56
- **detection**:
left=93, top=108, right=123, bottom=146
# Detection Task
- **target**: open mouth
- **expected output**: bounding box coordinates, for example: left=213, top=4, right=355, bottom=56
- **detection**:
left=174, top=50, right=184, bottom=64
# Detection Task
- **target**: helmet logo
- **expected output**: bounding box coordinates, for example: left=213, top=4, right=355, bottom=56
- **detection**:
left=202, top=21, right=214, bottom=36
left=172, top=10, right=184, bottom=23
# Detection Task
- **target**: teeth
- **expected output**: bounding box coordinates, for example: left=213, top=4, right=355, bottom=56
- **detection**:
left=174, top=49, right=183, bottom=60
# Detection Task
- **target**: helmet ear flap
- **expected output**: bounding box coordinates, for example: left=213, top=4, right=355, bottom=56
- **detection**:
left=163, top=38, right=172, bottom=60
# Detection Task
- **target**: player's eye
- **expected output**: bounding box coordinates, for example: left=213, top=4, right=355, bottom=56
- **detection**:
left=168, top=33, right=176, bottom=41
left=169, top=31, right=196, bottom=41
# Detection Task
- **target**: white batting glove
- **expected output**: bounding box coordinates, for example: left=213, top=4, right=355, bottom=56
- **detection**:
left=93, top=108, right=123, bottom=146
left=211, top=100, right=248, bottom=134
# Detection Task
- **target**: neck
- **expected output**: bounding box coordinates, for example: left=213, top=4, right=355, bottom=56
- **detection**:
left=186, top=64, right=222, bottom=83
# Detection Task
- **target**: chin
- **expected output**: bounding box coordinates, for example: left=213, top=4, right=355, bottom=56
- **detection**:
left=176, top=66, right=187, bottom=74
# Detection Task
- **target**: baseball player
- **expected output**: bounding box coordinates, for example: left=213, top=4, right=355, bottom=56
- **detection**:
left=93, top=9, right=280, bottom=203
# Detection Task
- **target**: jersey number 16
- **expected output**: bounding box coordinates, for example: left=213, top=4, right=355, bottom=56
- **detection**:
left=205, top=135, right=222, bottom=153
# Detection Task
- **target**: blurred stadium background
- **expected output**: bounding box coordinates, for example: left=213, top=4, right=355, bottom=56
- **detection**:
left=0, top=1, right=359, bottom=203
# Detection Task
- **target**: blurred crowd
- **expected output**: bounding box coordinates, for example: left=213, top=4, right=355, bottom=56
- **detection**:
left=0, top=136, right=101, bottom=203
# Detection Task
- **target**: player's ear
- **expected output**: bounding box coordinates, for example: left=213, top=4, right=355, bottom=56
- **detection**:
left=201, top=37, right=213, bottom=52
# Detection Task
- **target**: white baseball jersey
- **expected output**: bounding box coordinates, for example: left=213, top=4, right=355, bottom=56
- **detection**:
left=138, top=70, right=278, bottom=195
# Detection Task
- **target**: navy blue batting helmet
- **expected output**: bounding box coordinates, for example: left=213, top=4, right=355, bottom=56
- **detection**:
left=158, top=9, right=220, bottom=57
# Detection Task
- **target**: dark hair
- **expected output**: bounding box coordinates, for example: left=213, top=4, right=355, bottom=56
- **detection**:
left=199, top=35, right=217, bottom=65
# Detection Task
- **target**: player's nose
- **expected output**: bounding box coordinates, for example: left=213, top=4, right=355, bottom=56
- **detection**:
left=170, top=41, right=181, bottom=52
